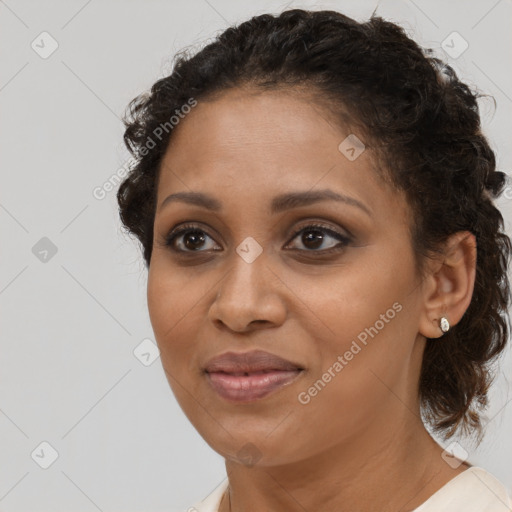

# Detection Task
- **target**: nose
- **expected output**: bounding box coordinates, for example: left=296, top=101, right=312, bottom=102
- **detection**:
left=207, top=252, right=287, bottom=333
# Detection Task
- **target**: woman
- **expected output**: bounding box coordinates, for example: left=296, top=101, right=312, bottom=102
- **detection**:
left=117, top=8, right=512, bottom=512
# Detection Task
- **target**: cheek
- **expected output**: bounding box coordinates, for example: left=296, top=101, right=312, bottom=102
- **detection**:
left=292, top=307, right=415, bottom=453
left=148, top=254, right=205, bottom=330
left=147, top=268, right=175, bottom=341
left=297, top=246, right=418, bottom=407
left=147, top=260, right=206, bottom=362
left=297, top=248, right=410, bottom=348
left=147, top=266, right=207, bottom=410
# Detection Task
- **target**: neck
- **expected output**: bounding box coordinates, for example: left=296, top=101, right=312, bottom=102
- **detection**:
left=221, top=413, right=467, bottom=512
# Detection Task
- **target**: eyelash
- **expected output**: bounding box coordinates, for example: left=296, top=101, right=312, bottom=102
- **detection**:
left=163, top=222, right=352, bottom=255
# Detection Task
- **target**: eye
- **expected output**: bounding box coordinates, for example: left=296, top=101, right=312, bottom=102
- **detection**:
left=285, top=223, right=351, bottom=253
left=163, top=222, right=351, bottom=255
left=164, top=224, right=221, bottom=252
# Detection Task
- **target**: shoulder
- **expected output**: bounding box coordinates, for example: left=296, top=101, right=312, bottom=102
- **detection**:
left=181, top=478, right=229, bottom=512
left=413, top=466, right=512, bottom=512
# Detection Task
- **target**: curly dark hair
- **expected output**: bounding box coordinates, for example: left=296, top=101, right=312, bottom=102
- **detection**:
left=117, top=8, right=511, bottom=440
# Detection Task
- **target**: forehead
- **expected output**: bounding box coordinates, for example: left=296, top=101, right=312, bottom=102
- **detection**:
left=156, top=88, right=405, bottom=222
left=164, top=88, right=343, bottom=162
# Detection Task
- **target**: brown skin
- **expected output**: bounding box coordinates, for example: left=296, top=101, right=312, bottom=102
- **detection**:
left=147, top=88, right=476, bottom=512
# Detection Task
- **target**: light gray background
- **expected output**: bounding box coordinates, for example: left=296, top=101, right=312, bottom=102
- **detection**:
left=1, top=0, right=511, bottom=511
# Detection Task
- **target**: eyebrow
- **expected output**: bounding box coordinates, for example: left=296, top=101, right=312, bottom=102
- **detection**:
left=158, top=189, right=372, bottom=217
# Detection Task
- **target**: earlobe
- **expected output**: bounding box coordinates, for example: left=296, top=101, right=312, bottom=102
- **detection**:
left=418, top=231, right=477, bottom=339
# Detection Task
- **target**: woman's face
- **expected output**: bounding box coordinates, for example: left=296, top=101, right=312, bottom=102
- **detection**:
left=147, top=88, right=429, bottom=466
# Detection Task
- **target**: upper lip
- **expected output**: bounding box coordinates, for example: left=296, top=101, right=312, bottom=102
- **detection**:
left=204, top=350, right=304, bottom=373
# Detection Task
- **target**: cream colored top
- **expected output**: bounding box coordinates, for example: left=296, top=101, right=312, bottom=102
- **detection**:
left=185, top=467, right=512, bottom=511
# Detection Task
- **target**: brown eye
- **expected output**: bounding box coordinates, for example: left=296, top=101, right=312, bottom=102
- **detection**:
left=286, top=224, right=351, bottom=252
left=301, top=229, right=325, bottom=249
left=165, top=226, right=221, bottom=252
left=182, top=230, right=207, bottom=250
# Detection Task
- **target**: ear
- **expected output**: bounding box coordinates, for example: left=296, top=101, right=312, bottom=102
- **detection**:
left=418, top=231, right=477, bottom=339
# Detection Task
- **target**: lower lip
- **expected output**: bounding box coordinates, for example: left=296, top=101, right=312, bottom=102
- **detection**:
left=206, top=370, right=303, bottom=402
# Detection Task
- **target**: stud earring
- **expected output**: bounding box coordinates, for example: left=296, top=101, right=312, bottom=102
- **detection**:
left=439, top=316, right=450, bottom=334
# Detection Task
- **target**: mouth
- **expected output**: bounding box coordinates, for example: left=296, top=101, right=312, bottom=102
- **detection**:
left=203, top=350, right=305, bottom=403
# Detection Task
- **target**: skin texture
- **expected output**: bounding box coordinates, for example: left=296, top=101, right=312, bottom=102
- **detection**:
left=147, top=88, right=477, bottom=512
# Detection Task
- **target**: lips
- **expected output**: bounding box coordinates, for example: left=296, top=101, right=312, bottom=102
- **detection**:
left=203, top=350, right=304, bottom=402
left=204, top=349, right=303, bottom=374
